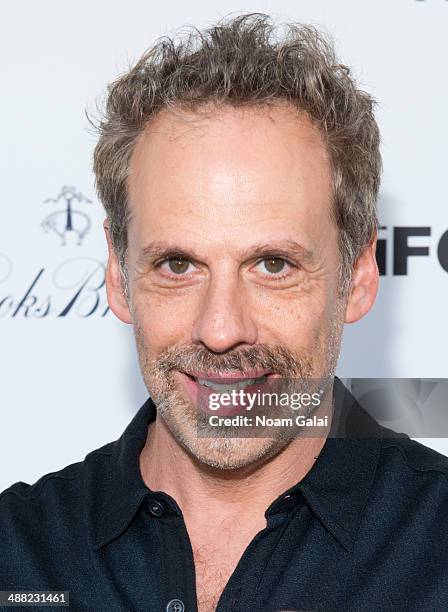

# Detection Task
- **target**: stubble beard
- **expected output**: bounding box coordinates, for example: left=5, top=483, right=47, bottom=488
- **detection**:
left=132, top=306, right=345, bottom=471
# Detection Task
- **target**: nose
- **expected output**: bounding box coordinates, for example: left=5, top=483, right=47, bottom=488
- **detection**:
left=191, top=275, right=258, bottom=353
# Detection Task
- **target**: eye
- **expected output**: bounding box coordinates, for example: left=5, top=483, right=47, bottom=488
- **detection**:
left=254, top=257, right=291, bottom=277
left=159, top=257, right=196, bottom=276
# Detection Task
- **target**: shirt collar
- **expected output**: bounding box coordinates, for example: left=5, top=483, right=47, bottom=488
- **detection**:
left=89, top=399, right=156, bottom=550
left=89, top=378, right=383, bottom=553
left=298, top=379, right=383, bottom=552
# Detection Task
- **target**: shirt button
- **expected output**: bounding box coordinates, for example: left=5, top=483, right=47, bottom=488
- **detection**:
left=166, top=599, right=185, bottom=612
left=148, top=499, right=165, bottom=517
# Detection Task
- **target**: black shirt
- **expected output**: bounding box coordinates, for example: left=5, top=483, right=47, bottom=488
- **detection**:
left=1, top=380, right=448, bottom=611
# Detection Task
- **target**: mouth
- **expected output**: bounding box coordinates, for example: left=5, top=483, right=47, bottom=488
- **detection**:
left=176, top=370, right=279, bottom=415
left=185, top=371, right=273, bottom=391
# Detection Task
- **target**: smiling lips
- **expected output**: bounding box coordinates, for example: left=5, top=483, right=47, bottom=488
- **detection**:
left=184, top=370, right=276, bottom=392
left=178, top=370, right=279, bottom=415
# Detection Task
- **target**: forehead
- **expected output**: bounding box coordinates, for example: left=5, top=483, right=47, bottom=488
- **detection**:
left=127, top=102, right=334, bottom=251
left=129, top=102, right=331, bottom=197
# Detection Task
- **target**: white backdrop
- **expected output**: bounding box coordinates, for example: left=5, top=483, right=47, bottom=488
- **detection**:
left=1, top=0, right=447, bottom=492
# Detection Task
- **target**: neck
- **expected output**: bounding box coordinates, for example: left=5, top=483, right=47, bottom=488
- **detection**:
left=139, top=400, right=331, bottom=527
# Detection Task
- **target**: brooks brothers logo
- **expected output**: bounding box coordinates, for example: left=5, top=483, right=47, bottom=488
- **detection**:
left=0, top=186, right=109, bottom=319
left=42, top=185, right=92, bottom=246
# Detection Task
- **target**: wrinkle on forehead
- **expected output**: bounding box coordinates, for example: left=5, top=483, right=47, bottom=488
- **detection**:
left=128, top=102, right=331, bottom=206
left=133, top=99, right=328, bottom=155
left=126, top=100, right=335, bottom=270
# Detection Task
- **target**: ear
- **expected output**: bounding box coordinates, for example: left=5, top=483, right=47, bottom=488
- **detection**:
left=344, top=232, right=379, bottom=324
left=103, top=218, right=132, bottom=324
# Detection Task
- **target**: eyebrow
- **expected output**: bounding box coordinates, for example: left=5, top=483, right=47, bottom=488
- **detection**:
left=137, top=239, right=316, bottom=266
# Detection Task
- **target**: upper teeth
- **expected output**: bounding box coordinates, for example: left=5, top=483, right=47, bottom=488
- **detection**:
left=196, top=376, right=267, bottom=391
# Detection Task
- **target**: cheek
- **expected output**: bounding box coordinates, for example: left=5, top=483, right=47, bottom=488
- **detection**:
left=131, top=289, right=199, bottom=351
left=254, top=288, right=329, bottom=342
left=313, top=295, right=345, bottom=362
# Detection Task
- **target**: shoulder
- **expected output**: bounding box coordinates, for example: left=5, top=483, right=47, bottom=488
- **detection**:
left=0, top=441, right=116, bottom=510
left=0, top=440, right=119, bottom=586
left=374, top=436, right=448, bottom=512
left=0, top=440, right=117, bottom=583
left=378, top=436, right=448, bottom=480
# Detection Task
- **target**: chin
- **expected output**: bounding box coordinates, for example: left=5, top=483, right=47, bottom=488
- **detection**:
left=176, top=430, right=288, bottom=471
left=154, top=385, right=297, bottom=470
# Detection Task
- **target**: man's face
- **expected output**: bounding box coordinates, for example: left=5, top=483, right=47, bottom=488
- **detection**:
left=111, top=102, right=350, bottom=469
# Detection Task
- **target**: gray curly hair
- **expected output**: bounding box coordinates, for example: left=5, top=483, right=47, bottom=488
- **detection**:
left=92, top=13, right=381, bottom=295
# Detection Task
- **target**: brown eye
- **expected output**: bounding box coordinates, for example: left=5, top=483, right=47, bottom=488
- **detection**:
left=168, top=258, right=191, bottom=274
left=262, top=257, right=286, bottom=274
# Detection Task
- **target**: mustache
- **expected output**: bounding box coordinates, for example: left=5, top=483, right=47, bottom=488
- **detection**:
left=152, top=343, right=313, bottom=377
